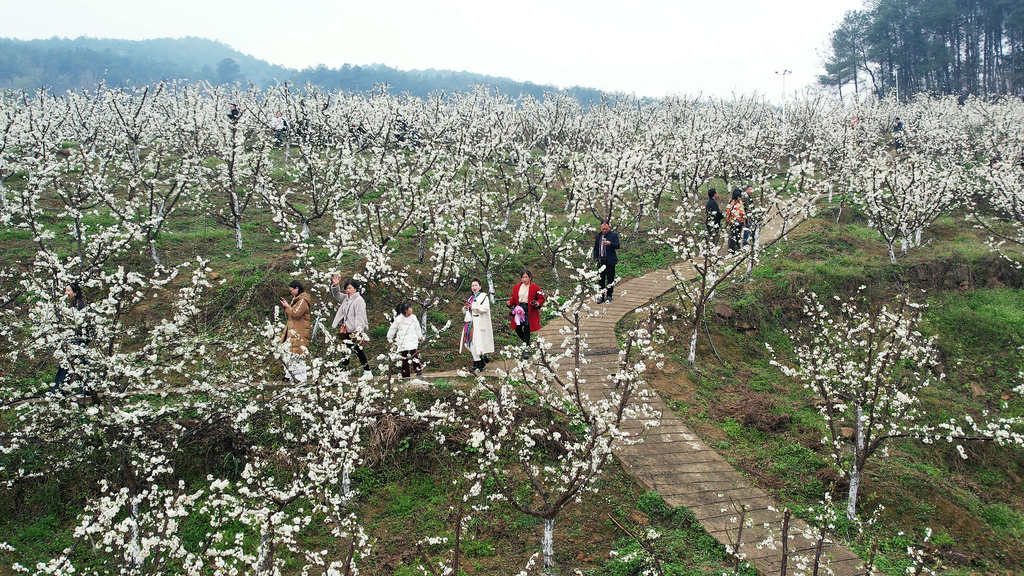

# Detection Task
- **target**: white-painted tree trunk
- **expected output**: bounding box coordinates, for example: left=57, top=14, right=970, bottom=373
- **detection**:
left=130, top=502, right=141, bottom=569
left=847, top=405, right=865, bottom=521
left=914, top=228, right=922, bottom=246
left=256, top=530, right=272, bottom=575
left=342, top=468, right=351, bottom=497
left=542, top=518, right=555, bottom=568
left=688, top=327, right=699, bottom=364
left=301, top=221, right=310, bottom=241
left=887, top=241, right=897, bottom=264
left=486, top=270, right=496, bottom=298
left=234, top=220, right=243, bottom=251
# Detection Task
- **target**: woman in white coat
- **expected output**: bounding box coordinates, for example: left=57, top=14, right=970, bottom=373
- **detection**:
left=460, top=278, right=494, bottom=374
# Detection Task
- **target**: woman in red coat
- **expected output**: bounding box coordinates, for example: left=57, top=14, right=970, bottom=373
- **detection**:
left=507, top=270, right=545, bottom=358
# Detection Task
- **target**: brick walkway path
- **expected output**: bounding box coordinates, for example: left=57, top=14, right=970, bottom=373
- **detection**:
left=510, top=226, right=874, bottom=575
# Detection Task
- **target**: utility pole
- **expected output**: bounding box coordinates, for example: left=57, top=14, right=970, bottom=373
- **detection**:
left=775, top=69, right=792, bottom=135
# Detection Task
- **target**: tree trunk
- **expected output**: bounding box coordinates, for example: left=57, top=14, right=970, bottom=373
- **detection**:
left=542, top=517, right=555, bottom=568
left=235, top=219, right=244, bottom=251
left=486, top=269, right=495, bottom=298
left=688, top=325, right=699, bottom=364
left=130, top=501, right=141, bottom=569
left=257, top=530, right=273, bottom=575
left=847, top=404, right=865, bottom=521
left=301, top=220, right=310, bottom=241
left=846, top=468, right=861, bottom=521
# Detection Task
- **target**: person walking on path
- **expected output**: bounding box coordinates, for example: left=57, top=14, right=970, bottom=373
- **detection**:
left=279, top=280, right=312, bottom=383
left=387, top=302, right=424, bottom=378
left=725, top=189, right=747, bottom=253
left=330, top=275, right=371, bottom=377
left=593, top=220, right=620, bottom=303
left=507, top=270, right=545, bottom=359
left=461, top=278, right=494, bottom=374
left=705, top=188, right=723, bottom=245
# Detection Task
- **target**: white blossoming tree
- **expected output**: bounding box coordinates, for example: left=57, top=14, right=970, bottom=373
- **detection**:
left=769, top=291, right=1024, bottom=520
left=466, top=265, right=663, bottom=569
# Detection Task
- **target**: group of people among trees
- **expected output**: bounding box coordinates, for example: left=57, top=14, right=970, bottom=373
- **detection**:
left=704, top=185, right=758, bottom=253
left=272, top=220, right=630, bottom=381
left=275, top=269, right=546, bottom=381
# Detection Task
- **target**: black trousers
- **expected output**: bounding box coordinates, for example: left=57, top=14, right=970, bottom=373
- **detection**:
left=597, top=260, right=616, bottom=298
left=514, top=304, right=531, bottom=345
left=399, top=349, right=422, bottom=377
left=341, top=335, right=369, bottom=370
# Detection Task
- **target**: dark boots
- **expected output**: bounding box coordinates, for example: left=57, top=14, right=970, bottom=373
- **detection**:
left=471, top=360, right=485, bottom=374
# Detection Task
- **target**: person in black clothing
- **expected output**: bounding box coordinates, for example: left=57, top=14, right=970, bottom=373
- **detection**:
left=705, top=188, right=723, bottom=243
left=228, top=104, right=241, bottom=122
left=893, top=116, right=904, bottom=150
left=593, top=221, right=620, bottom=303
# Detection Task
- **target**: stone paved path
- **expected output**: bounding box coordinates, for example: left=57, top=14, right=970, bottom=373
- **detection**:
left=513, top=233, right=874, bottom=575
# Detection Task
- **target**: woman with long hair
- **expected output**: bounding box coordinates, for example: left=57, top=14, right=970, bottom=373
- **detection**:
left=506, top=270, right=545, bottom=359
left=279, top=280, right=312, bottom=382
left=461, top=278, right=494, bottom=374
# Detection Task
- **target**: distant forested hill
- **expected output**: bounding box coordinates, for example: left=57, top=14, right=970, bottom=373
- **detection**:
left=0, top=36, right=605, bottom=102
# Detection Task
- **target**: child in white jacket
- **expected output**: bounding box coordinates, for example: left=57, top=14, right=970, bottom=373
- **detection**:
left=387, top=303, right=424, bottom=378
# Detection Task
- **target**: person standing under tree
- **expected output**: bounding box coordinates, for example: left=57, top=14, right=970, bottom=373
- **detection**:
left=507, top=270, right=545, bottom=359
left=593, top=220, right=620, bottom=304
left=705, top=188, right=723, bottom=244
left=725, top=189, right=746, bottom=253
left=461, top=278, right=494, bottom=374
left=330, top=275, right=371, bottom=377
left=386, top=302, right=424, bottom=378
left=271, top=111, right=289, bottom=146
left=51, top=282, right=92, bottom=395
left=279, top=280, right=312, bottom=383
left=741, top=185, right=757, bottom=246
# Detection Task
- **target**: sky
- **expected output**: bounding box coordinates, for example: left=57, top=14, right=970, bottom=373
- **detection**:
left=6, top=0, right=865, bottom=101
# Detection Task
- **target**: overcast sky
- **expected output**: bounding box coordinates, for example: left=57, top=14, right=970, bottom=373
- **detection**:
left=7, top=0, right=864, bottom=101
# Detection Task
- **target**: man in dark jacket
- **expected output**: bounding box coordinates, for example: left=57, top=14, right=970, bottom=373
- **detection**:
left=705, top=189, right=723, bottom=243
left=593, top=221, right=620, bottom=303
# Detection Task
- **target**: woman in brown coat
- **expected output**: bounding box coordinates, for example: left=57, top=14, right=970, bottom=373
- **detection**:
left=279, top=280, right=312, bottom=381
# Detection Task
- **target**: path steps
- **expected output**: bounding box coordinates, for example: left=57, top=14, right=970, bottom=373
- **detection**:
left=528, top=270, right=871, bottom=576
